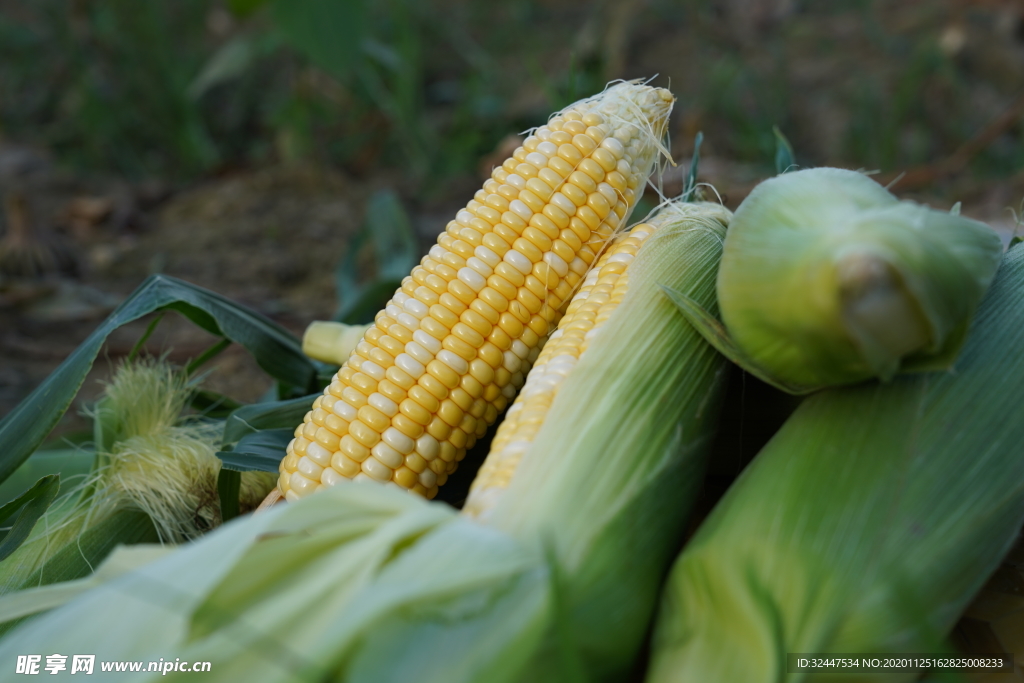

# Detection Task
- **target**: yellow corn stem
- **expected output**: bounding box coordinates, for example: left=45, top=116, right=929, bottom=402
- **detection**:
left=278, top=82, right=675, bottom=501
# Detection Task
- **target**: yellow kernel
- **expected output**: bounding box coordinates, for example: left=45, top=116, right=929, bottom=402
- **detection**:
left=399, top=398, right=433, bottom=425
left=518, top=189, right=545, bottom=213
left=427, top=416, right=452, bottom=441
left=460, top=373, right=484, bottom=398
left=348, top=421, right=381, bottom=448
left=340, top=435, right=370, bottom=462
left=405, top=453, right=427, bottom=474
left=469, top=298, right=499, bottom=324
left=442, top=335, right=477, bottom=361
left=561, top=183, right=588, bottom=207
left=483, top=232, right=511, bottom=255
left=420, top=317, right=448, bottom=340
left=394, top=467, right=418, bottom=489
left=548, top=155, right=574, bottom=176
left=470, top=358, right=495, bottom=385
left=314, top=427, right=341, bottom=451
left=325, top=414, right=348, bottom=435
left=513, top=238, right=543, bottom=263
left=438, top=400, right=464, bottom=427
left=494, top=262, right=526, bottom=287
left=427, top=359, right=461, bottom=388
left=440, top=292, right=468, bottom=314
left=449, top=428, right=468, bottom=449
left=448, top=279, right=477, bottom=305
left=408, top=385, right=441, bottom=412
left=523, top=226, right=553, bottom=252
left=377, top=379, right=405, bottom=403
left=357, top=405, right=389, bottom=433
left=385, top=365, right=415, bottom=390
left=488, top=326, right=512, bottom=350
left=331, top=453, right=360, bottom=477
left=393, top=414, right=425, bottom=439
left=508, top=300, right=532, bottom=324
left=498, top=312, right=524, bottom=338
left=450, top=387, right=473, bottom=411
left=461, top=309, right=492, bottom=337
left=418, top=373, right=448, bottom=400
left=429, top=305, right=459, bottom=329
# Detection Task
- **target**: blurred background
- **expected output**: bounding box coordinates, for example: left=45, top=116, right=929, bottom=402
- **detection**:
left=1, top=0, right=1023, bottom=432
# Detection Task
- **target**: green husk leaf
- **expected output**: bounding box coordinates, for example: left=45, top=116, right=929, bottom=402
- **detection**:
left=0, top=484, right=552, bottom=683
left=773, top=125, right=796, bottom=174
left=0, top=275, right=315, bottom=487
left=482, top=201, right=733, bottom=679
left=648, top=243, right=1024, bottom=683
left=716, top=167, right=1003, bottom=391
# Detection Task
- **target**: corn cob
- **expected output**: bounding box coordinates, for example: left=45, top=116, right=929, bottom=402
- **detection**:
left=278, top=82, right=674, bottom=501
left=464, top=221, right=660, bottom=518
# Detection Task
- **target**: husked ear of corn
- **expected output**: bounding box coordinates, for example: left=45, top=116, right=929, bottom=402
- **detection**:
left=0, top=200, right=733, bottom=683
left=278, top=81, right=675, bottom=502
left=466, top=200, right=733, bottom=678
left=647, top=244, right=1024, bottom=683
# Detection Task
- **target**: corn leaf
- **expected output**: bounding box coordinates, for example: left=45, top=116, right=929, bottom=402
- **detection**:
left=0, top=275, right=316, bottom=487
left=0, top=476, right=60, bottom=563
left=216, top=429, right=292, bottom=473
left=334, top=189, right=419, bottom=324
left=220, top=394, right=317, bottom=447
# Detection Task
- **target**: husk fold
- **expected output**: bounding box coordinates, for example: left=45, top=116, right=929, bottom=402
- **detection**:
left=714, top=167, right=1002, bottom=392
left=647, top=244, right=1024, bottom=683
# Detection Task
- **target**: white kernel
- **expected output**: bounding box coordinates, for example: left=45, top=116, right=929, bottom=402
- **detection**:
left=631, top=228, right=652, bottom=240
left=371, top=442, right=404, bottom=469
left=385, top=304, right=403, bottom=319
left=404, top=341, right=433, bottom=365
left=504, top=250, right=533, bottom=274
left=320, top=467, right=343, bottom=487
left=413, top=329, right=442, bottom=354
left=404, top=299, right=429, bottom=319
left=467, top=256, right=493, bottom=278
left=416, top=434, right=440, bottom=461
left=396, top=312, right=419, bottom=331
left=456, top=210, right=475, bottom=226
left=536, top=128, right=552, bottom=141
left=342, top=387, right=366, bottom=405
left=395, top=353, right=425, bottom=378
left=284, top=490, right=301, bottom=503
left=333, top=400, right=358, bottom=421
left=393, top=291, right=410, bottom=306
left=429, top=245, right=447, bottom=260
left=544, top=252, right=569, bottom=277
left=306, top=442, right=333, bottom=467
left=297, top=456, right=324, bottom=479
left=419, top=469, right=438, bottom=488
left=598, top=182, right=618, bottom=204
left=570, top=257, right=588, bottom=275
left=511, top=340, right=530, bottom=359
left=503, top=351, right=522, bottom=372
left=551, top=192, right=576, bottom=215
left=437, top=349, right=469, bottom=374
left=368, top=392, right=399, bottom=417
left=537, top=141, right=558, bottom=156
left=506, top=174, right=526, bottom=190
left=353, top=472, right=374, bottom=483
left=608, top=253, right=634, bottom=264
left=383, top=427, right=416, bottom=454
left=289, top=471, right=317, bottom=496
left=360, top=361, right=385, bottom=380
left=509, top=199, right=532, bottom=221
left=617, top=159, right=631, bottom=176
left=361, top=457, right=393, bottom=481
left=458, top=267, right=487, bottom=292
left=474, top=245, right=500, bottom=267
left=525, top=152, right=548, bottom=167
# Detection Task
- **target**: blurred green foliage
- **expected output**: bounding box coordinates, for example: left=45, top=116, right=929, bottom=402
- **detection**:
left=0, top=0, right=1022, bottom=183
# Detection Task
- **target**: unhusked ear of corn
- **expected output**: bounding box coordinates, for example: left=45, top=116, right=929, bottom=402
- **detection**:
left=278, top=81, right=675, bottom=501
left=711, top=167, right=1002, bottom=393
left=647, top=244, right=1024, bottom=683
left=466, top=200, right=734, bottom=679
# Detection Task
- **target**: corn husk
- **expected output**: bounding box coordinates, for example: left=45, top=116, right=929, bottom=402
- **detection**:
left=0, top=201, right=731, bottom=682
left=0, top=360, right=274, bottom=597
left=647, top=244, right=1024, bottom=683
left=301, top=321, right=372, bottom=365
left=714, top=167, right=1002, bottom=392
